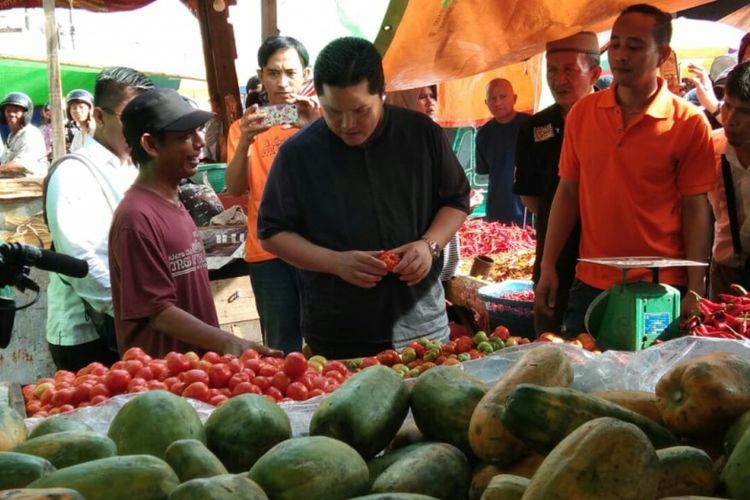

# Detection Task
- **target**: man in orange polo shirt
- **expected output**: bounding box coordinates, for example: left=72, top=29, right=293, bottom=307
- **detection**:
left=535, top=3, right=715, bottom=336
left=225, top=36, right=320, bottom=353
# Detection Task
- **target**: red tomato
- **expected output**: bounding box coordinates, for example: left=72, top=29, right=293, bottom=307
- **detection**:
left=490, top=325, right=510, bottom=341
left=104, top=369, right=131, bottom=394
left=324, top=381, right=340, bottom=393
left=127, top=378, right=147, bottom=393
left=231, top=382, right=257, bottom=396
left=123, top=359, right=144, bottom=376
left=32, top=410, right=49, bottom=418
left=182, top=382, right=211, bottom=402
left=163, top=376, right=179, bottom=388
left=208, top=364, right=232, bottom=388
left=111, top=361, right=127, bottom=372
left=90, top=395, right=109, bottom=405
left=244, top=359, right=263, bottom=374
left=90, top=383, right=110, bottom=399
left=209, top=395, right=229, bottom=407
left=72, top=384, right=92, bottom=406
left=298, top=373, right=316, bottom=390
left=286, top=381, right=309, bottom=401
left=40, top=388, right=56, bottom=406
left=134, top=366, right=154, bottom=381
left=22, top=383, right=37, bottom=401
left=122, top=347, right=147, bottom=361
left=360, top=357, right=380, bottom=369
left=377, top=250, right=402, bottom=272
left=240, top=349, right=260, bottom=362
left=166, top=352, right=191, bottom=374
left=376, top=349, right=401, bottom=367
left=322, top=361, right=348, bottom=376
left=90, top=364, right=108, bottom=377
left=228, top=359, right=243, bottom=374
left=308, top=388, right=325, bottom=398
left=258, top=364, right=278, bottom=377
left=264, top=386, right=283, bottom=401
left=252, top=376, right=271, bottom=392
left=218, top=388, right=232, bottom=398
left=441, top=341, right=456, bottom=355
left=146, top=380, right=167, bottom=391
left=242, top=368, right=257, bottom=379
left=282, top=352, right=308, bottom=380
left=149, top=362, right=170, bottom=382
left=51, top=387, right=74, bottom=407
left=264, top=356, right=285, bottom=368
left=48, top=407, right=62, bottom=416
left=202, top=351, right=222, bottom=364
left=181, top=369, right=210, bottom=386
left=58, top=404, right=75, bottom=413
left=311, top=375, right=328, bottom=391
left=228, top=372, right=250, bottom=390
left=26, top=400, right=42, bottom=414
left=325, top=370, right=345, bottom=383
left=219, top=354, right=235, bottom=364
left=169, top=381, right=186, bottom=396
left=34, top=382, right=55, bottom=400
left=468, top=349, right=483, bottom=360
left=270, top=372, right=290, bottom=393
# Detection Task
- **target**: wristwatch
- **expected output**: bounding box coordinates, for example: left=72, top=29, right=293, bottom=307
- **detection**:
left=421, top=237, right=441, bottom=260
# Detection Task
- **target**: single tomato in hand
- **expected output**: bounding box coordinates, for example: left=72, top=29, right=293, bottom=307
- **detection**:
left=378, top=250, right=401, bottom=272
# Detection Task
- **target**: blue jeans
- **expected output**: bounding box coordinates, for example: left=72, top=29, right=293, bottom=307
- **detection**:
left=248, top=259, right=302, bottom=353
left=562, top=279, right=604, bottom=337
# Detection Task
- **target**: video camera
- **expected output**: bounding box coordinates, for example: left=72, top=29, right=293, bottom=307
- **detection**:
left=0, top=242, right=88, bottom=348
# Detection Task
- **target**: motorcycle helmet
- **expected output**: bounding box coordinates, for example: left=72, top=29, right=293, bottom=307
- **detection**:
left=66, top=89, right=94, bottom=121
left=0, top=91, right=33, bottom=127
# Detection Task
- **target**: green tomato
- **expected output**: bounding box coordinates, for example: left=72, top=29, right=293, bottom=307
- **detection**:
left=473, top=331, right=489, bottom=345
left=457, top=352, right=471, bottom=362
left=489, top=338, right=505, bottom=350
left=477, top=341, right=494, bottom=354
left=400, top=347, right=417, bottom=364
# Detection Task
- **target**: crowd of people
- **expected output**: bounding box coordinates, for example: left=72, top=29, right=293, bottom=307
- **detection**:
left=2, top=2, right=749, bottom=370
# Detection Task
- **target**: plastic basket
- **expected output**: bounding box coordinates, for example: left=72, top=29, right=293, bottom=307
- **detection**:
left=478, top=279, right=535, bottom=338
left=190, top=163, right=226, bottom=193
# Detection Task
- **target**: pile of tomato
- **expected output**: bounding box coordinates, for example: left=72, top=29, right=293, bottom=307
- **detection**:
left=22, top=348, right=352, bottom=419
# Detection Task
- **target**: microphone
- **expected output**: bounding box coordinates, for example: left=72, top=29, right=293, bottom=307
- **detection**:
left=0, top=243, right=88, bottom=279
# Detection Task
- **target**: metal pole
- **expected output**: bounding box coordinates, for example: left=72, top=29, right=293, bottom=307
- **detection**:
left=43, top=0, right=65, bottom=161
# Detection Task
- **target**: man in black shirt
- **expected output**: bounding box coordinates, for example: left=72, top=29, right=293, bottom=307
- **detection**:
left=258, top=37, right=470, bottom=358
left=513, top=32, right=601, bottom=335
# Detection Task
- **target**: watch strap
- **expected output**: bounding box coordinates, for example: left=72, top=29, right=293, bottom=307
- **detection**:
left=421, top=237, right=441, bottom=260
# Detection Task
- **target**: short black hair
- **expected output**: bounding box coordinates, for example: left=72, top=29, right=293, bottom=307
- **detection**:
left=314, top=37, right=385, bottom=96
left=257, top=36, right=309, bottom=69
left=94, top=67, right=154, bottom=112
left=620, top=4, right=673, bottom=46
left=725, top=60, right=750, bottom=103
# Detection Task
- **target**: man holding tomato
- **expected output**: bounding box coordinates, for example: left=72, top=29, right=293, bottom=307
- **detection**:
left=258, top=37, right=470, bottom=358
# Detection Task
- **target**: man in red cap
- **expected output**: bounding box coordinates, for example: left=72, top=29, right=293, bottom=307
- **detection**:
left=110, top=88, right=281, bottom=359
left=513, top=31, right=601, bottom=335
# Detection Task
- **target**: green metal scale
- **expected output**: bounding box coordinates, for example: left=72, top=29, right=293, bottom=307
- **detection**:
left=582, top=257, right=708, bottom=352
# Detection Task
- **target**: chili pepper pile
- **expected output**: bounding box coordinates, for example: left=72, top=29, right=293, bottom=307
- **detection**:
left=458, top=220, right=536, bottom=258
left=682, top=285, right=750, bottom=340
left=499, top=290, right=535, bottom=302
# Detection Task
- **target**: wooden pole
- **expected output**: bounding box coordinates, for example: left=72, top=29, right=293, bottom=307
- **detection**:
left=261, top=0, right=278, bottom=40
left=196, top=0, right=241, bottom=163
left=43, top=0, right=65, bottom=161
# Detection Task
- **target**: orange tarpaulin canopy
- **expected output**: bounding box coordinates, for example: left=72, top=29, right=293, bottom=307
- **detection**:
left=376, top=0, right=710, bottom=127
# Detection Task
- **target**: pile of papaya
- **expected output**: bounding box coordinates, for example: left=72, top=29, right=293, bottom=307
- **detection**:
left=1, top=345, right=750, bottom=499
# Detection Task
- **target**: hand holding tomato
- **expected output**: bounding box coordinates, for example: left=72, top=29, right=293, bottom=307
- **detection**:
left=390, top=240, right=434, bottom=286
left=377, top=251, right=401, bottom=272
left=333, top=250, right=388, bottom=288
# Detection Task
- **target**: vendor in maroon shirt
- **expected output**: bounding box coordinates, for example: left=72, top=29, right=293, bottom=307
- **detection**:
left=109, top=88, right=281, bottom=359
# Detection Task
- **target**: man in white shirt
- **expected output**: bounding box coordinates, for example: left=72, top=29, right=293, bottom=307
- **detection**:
left=0, top=92, right=48, bottom=178
left=708, top=61, right=750, bottom=299
left=45, top=67, right=154, bottom=371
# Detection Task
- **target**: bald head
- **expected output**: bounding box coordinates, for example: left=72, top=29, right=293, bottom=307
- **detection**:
left=485, top=78, right=517, bottom=123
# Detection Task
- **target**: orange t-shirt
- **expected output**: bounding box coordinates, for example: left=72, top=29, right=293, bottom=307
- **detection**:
left=226, top=120, right=298, bottom=263
left=558, top=78, right=715, bottom=289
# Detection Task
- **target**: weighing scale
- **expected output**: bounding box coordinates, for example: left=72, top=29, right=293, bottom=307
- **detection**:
left=582, top=257, right=708, bottom=351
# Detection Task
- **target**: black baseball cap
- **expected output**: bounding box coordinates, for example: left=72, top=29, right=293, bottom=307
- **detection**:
left=121, top=88, right=213, bottom=147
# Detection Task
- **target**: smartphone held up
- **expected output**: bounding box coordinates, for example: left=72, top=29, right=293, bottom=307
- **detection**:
left=260, top=103, right=298, bottom=127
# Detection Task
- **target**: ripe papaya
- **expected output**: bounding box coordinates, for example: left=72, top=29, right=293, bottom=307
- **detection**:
left=469, top=345, right=573, bottom=463
left=164, top=439, right=227, bottom=483
left=167, top=474, right=267, bottom=499
left=12, top=431, right=116, bottom=469
left=523, top=417, right=659, bottom=500
left=0, top=452, right=55, bottom=489
left=28, top=454, right=179, bottom=500
left=0, top=404, right=27, bottom=451
left=370, top=442, right=471, bottom=500
left=410, top=366, right=487, bottom=454
left=310, top=365, right=409, bottom=459
left=248, top=436, right=368, bottom=500
left=480, top=474, right=529, bottom=500
left=656, top=446, right=717, bottom=498
left=590, top=390, right=664, bottom=425
left=107, top=390, right=204, bottom=459
left=501, top=384, right=675, bottom=453
left=28, top=417, right=93, bottom=440
left=204, top=394, right=291, bottom=473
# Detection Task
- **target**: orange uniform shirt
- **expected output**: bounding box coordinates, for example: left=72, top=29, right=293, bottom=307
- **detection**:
left=559, top=78, right=715, bottom=289
left=226, top=120, right=298, bottom=263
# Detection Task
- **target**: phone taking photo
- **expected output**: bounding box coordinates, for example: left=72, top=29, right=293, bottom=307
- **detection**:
left=260, top=103, right=298, bottom=127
